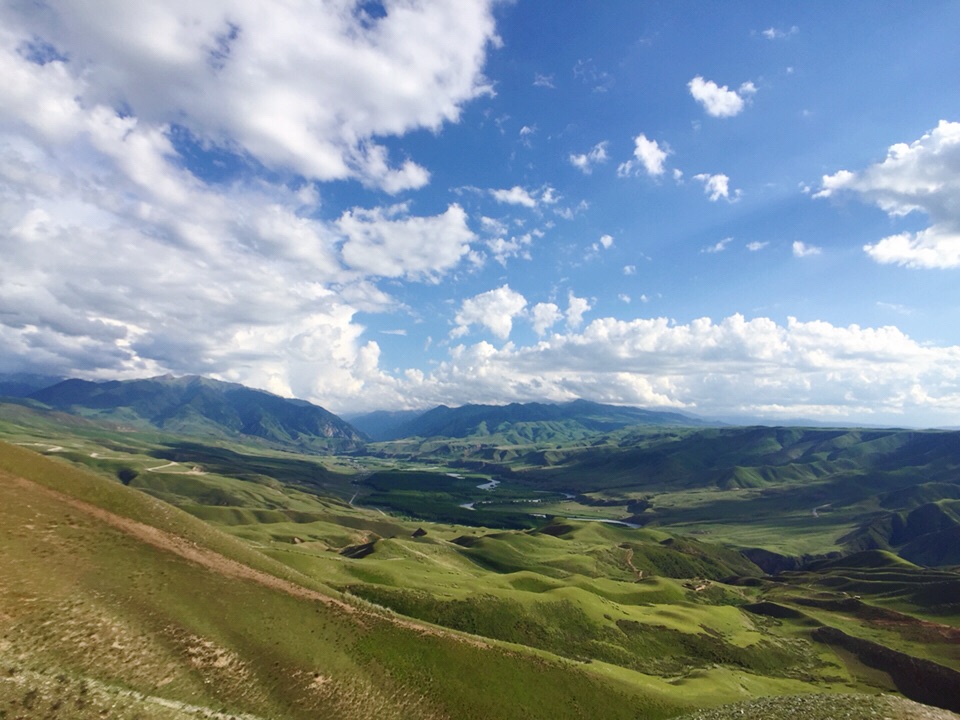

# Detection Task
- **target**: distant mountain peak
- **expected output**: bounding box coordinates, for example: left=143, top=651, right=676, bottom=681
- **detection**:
left=28, top=374, right=365, bottom=451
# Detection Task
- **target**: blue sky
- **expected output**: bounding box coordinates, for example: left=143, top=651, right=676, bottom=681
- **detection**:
left=2, top=1, right=960, bottom=425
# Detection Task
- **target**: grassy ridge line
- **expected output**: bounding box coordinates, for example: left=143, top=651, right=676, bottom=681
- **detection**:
left=0, top=442, right=343, bottom=596
left=2, top=470, right=352, bottom=614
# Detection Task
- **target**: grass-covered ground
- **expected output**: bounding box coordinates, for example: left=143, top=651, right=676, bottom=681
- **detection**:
left=3, top=406, right=960, bottom=717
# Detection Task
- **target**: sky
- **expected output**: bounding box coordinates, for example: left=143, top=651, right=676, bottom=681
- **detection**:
left=2, top=1, right=960, bottom=426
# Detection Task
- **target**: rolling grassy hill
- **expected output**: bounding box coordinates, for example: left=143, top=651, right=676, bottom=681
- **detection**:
left=1, top=443, right=699, bottom=720
left=13, top=439, right=956, bottom=718
left=4, top=404, right=960, bottom=717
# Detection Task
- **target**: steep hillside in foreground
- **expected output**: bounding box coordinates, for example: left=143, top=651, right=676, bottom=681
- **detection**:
left=29, top=375, right=365, bottom=452
left=4, top=440, right=960, bottom=717
left=0, top=443, right=691, bottom=720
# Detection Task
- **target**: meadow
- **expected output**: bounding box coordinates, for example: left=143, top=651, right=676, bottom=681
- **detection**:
left=2, top=402, right=960, bottom=718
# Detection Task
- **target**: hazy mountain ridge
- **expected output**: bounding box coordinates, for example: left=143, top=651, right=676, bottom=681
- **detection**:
left=28, top=375, right=366, bottom=451
left=382, top=398, right=711, bottom=441
left=345, top=408, right=426, bottom=441
left=0, top=373, right=64, bottom=398
left=20, top=374, right=716, bottom=447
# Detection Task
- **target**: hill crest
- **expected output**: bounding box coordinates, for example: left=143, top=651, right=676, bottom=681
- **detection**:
left=29, top=374, right=365, bottom=451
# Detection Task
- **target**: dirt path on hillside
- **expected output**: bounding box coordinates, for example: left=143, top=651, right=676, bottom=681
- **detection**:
left=621, top=544, right=644, bottom=581
left=3, top=470, right=488, bottom=648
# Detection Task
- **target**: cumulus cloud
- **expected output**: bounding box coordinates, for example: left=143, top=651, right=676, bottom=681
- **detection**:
left=792, top=241, right=822, bottom=257
left=530, top=302, right=562, bottom=336
left=412, top=314, right=960, bottom=425
left=693, top=172, right=739, bottom=201
left=569, top=141, right=609, bottom=174
left=490, top=185, right=538, bottom=208
left=747, top=241, right=769, bottom=251
left=338, top=204, right=476, bottom=280
left=0, top=1, right=499, bottom=192
left=587, top=234, right=614, bottom=257
left=816, top=121, right=960, bottom=269
left=688, top=76, right=756, bottom=118
left=452, top=285, right=528, bottom=339
left=618, top=133, right=670, bottom=177
left=566, top=291, right=592, bottom=329
left=486, top=233, right=534, bottom=266
left=0, top=6, right=498, bottom=411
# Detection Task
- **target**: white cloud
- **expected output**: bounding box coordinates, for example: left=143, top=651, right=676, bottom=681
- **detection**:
left=569, top=141, right=609, bottom=174
left=566, top=291, right=592, bottom=329
left=452, top=285, right=527, bottom=339
left=702, top=237, right=732, bottom=253
left=761, top=26, right=798, bottom=40
left=540, top=186, right=559, bottom=205
left=688, top=76, right=755, bottom=118
left=816, top=121, right=960, bottom=269
left=480, top=215, right=508, bottom=236
left=0, top=10, right=496, bottom=412
left=486, top=233, right=533, bottom=266
left=412, top=314, right=960, bottom=425
left=0, top=1, right=499, bottom=193
left=693, top=172, right=739, bottom=202
left=863, top=228, right=960, bottom=268
left=530, top=302, right=562, bottom=336
left=588, top=234, right=615, bottom=256
left=619, top=133, right=670, bottom=177
left=792, top=241, right=822, bottom=257
left=490, top=185, right=538, bottom=208
left=338, top=204, right=476, bottom=280
left=623, top=265, right=637, bottom=275
left=747, top=241, right=769, bottom=251
left=619, top=294, right=631, bottom=303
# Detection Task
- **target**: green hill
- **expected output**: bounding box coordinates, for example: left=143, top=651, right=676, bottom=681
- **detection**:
left=0, top=443, right=693, bottom=720
left=28, top=375, right=366, bottom=452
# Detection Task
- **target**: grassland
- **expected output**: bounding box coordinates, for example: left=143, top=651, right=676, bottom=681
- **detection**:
left=3, top=403, right=960, bottom=718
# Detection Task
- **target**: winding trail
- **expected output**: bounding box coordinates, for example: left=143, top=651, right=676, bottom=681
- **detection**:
left=619, top=544, right=644, bottom=581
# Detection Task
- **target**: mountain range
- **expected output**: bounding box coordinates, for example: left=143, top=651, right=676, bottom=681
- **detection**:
left=351, top=398, right=710, bottom=441
left=8, top=374, right=712, bottom=448
left=25, top=375, right=366, bottom=451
